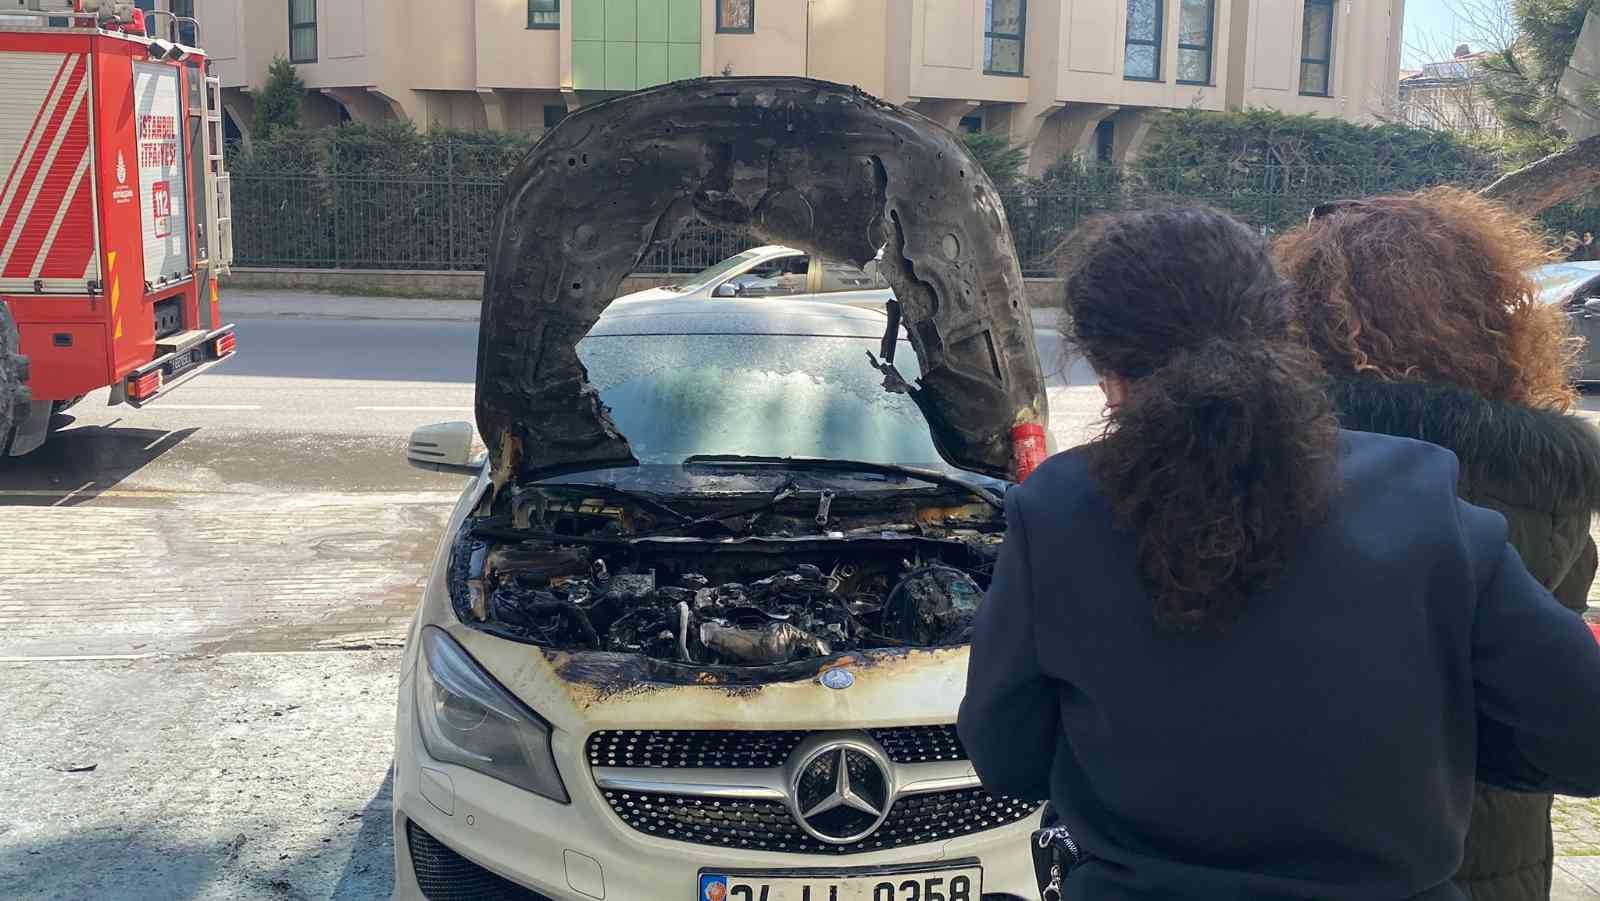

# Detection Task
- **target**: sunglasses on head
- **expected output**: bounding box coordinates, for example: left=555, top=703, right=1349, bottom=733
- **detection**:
left=1307, top=199, right=1368, bottom=225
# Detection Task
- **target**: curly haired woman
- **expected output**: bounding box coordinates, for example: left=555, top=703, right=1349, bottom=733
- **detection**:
left=957, top=205, right=1600, bottom=900
left=1276, top=187, right=1600, bottom=901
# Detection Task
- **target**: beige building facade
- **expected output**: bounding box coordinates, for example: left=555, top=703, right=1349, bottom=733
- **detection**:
left=176, top=0, right=1403, bottom=168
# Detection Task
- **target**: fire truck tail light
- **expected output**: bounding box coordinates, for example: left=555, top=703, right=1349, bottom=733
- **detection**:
left=213, top=333, right=236, bottom=357
left=129, top=369, right=163, bottom=401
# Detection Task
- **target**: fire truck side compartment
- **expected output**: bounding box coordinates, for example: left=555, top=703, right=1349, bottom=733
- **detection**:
left=17, top=320, right=105, bottom=399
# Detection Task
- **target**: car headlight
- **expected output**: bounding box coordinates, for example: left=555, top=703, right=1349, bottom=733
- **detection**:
left=415, top=626, right=569, bottom=803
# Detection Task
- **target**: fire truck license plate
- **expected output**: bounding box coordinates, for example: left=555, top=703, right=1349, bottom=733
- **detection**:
left=697, top=864, right=981, bottom=901
left=168, top=348, right=199, bottom=373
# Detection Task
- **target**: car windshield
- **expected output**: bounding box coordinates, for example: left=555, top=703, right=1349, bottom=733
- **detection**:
left=1531, top=263, right=1600, bottom=305
left=670, top=250, right=767, bottom=293
left=576, top=333, right=945, bottom=468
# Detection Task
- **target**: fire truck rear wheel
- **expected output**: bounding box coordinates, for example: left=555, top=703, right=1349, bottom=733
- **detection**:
left=0, top=305, right=30, bottom=457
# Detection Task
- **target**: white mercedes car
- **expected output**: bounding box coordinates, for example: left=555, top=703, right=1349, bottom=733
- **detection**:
left=394, top=298, right=1047, bottom=901
left=391, top=76, right=1053, bottom=901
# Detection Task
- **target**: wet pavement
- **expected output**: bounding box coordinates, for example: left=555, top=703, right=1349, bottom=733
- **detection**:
left=0, top=312, right=477, bottom=658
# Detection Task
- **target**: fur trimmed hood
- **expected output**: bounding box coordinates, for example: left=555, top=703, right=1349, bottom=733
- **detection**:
left=1329, top=378, right=1600, bottom=516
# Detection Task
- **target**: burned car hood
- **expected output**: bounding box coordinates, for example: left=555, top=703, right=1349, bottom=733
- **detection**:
left=476, top=77, right=1048, bottom=490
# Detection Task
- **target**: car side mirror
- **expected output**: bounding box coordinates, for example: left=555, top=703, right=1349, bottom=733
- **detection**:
left=407, top=421, right=483, bottom=475
left=713, top=282, right=739, bottom=298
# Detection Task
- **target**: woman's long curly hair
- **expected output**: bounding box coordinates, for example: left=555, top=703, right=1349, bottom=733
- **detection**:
left=1061, top=207, right=1340, bottom=631
left=1274, top=187, right=1577, bottom=410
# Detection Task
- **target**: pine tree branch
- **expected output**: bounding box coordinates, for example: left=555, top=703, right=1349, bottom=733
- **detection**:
left=1478, top=132, right=1600, bottom=212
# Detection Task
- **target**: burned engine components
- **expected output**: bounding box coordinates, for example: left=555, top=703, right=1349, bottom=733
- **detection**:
left=451, top=515, right=1002, bottom=669
left=700, top=621, right=832, bottom=666
left=487, top=544, right=592, bottom=589
left=490, top=584, right=602, bottom=648
left=882, top=566, right=984, bottom=645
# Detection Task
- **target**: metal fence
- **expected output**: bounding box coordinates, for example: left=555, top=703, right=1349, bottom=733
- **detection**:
left=229, top=163, right=1596, bottom=278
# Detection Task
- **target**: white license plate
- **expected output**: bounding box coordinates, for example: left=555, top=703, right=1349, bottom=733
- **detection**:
left=697, top=864, right=982, bottom=901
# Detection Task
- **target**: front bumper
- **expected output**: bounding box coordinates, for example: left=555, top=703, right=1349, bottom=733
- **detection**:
left=392, top=670, right=1040, bottom=901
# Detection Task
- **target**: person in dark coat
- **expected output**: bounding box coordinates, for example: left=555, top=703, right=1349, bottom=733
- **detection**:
left=1276, top=187, right=1600, bottom=901
left=957, top=207, right=1600, bottom=901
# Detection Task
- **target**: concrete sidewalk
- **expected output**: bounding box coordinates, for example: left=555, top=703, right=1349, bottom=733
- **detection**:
left=223, top=290, right=481, bottom=322
left=0, top=652, right=399, bottom=901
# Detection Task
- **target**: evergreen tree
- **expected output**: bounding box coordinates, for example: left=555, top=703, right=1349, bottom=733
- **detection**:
left=253, top=56, right=305, bottom=142
left=1482, top=0, right=1595, bottom=154
left=960, top=132, right=1029, bottom=191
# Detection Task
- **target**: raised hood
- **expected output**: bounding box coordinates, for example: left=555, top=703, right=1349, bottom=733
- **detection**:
left=476, top=78, right=1048, bottom=492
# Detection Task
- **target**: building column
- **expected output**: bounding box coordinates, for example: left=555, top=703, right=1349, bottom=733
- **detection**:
left=222, top=89, right=256, bottom=151
left=368, top=87, right=425, bottom=124
left=1007, top=100, right=1065, bottom=175
left=320, top=87, right=382, bottom=123
left=1057, top=104, right=1121, bottom=159
left=904, top=98, right=982, bottom=130
left=478, top=89, right=507, bottom=131
left=1111, top=109, right=1154, bottom=164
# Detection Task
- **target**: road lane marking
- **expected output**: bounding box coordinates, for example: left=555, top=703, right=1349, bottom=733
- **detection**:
left=354, top=405, right=471, bottom=412
left=150, top=404, right=263, bottom=410
left=0, top=653, right=157, bottom=663
left=51, top=481, right=95, bottom=507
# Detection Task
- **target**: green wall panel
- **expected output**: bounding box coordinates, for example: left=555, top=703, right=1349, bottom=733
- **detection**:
left=574, top=0, right=696, bottom=91
left=573, top=40, right=605, bottom=90
left=668, top=0, right=699, bottom=43
left=573, top=0, right=604, bottom=41
left=637, top=42, right=669, bottom=86
left=605, top=40, right=638, bottom=90
left=637, top=0, right=669, bottom=42
left=604, top=0, right=637, bottom=42
left=668, top=41, right=700, bottom=81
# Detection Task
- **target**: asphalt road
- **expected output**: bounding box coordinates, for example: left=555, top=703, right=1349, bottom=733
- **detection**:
left=0, top=317, right=478, bottom=499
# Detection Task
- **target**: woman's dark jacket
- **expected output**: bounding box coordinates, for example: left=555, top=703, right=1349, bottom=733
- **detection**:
left=957, top=427, right=1600, bottom=901
left=1330, top=378, right=1600, bottom=901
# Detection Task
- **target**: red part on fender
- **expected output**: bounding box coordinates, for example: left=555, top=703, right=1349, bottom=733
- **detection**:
left=1011, top=422, right=1048, bottom=483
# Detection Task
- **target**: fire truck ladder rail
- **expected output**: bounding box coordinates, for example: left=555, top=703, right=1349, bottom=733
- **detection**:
left=201, top=74, right=232, bottom=275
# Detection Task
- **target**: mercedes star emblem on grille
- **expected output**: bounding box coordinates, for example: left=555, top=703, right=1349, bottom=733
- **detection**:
left=786, top=737, right=894, bottom=844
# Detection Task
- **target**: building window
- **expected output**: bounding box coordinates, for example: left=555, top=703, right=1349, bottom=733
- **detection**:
left=959, top=115, right=984, bottom=134
left=1299, top=0, right=1335, bottom=95
left=984, top=0, right=1026, bottom=76
left=1176, top=0, right=1213, bottom=84
left=288, top=0, right=317, bottom=64
left=717, top=0, right=754, bottom=33
left=544, top=105, right=568, bottom=129
left=172, top=0, right=196, bottom=45
left=528, top=0, right=558, bottom=29
left=1124, top=0, right=1163, bottom=81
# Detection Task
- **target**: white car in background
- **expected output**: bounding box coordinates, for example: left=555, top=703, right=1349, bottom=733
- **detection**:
left=620, top=246, right=894, bottom=311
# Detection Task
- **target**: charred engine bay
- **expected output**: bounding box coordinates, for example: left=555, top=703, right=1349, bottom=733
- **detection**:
left=449, top=483, right=1003, bottom=676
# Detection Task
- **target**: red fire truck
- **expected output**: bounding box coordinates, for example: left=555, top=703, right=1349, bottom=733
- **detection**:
left=0, top=0, right=235, bottom=456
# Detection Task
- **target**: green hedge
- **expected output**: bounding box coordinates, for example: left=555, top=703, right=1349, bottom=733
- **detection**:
left=226, top=113, right=1600, bottom=274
